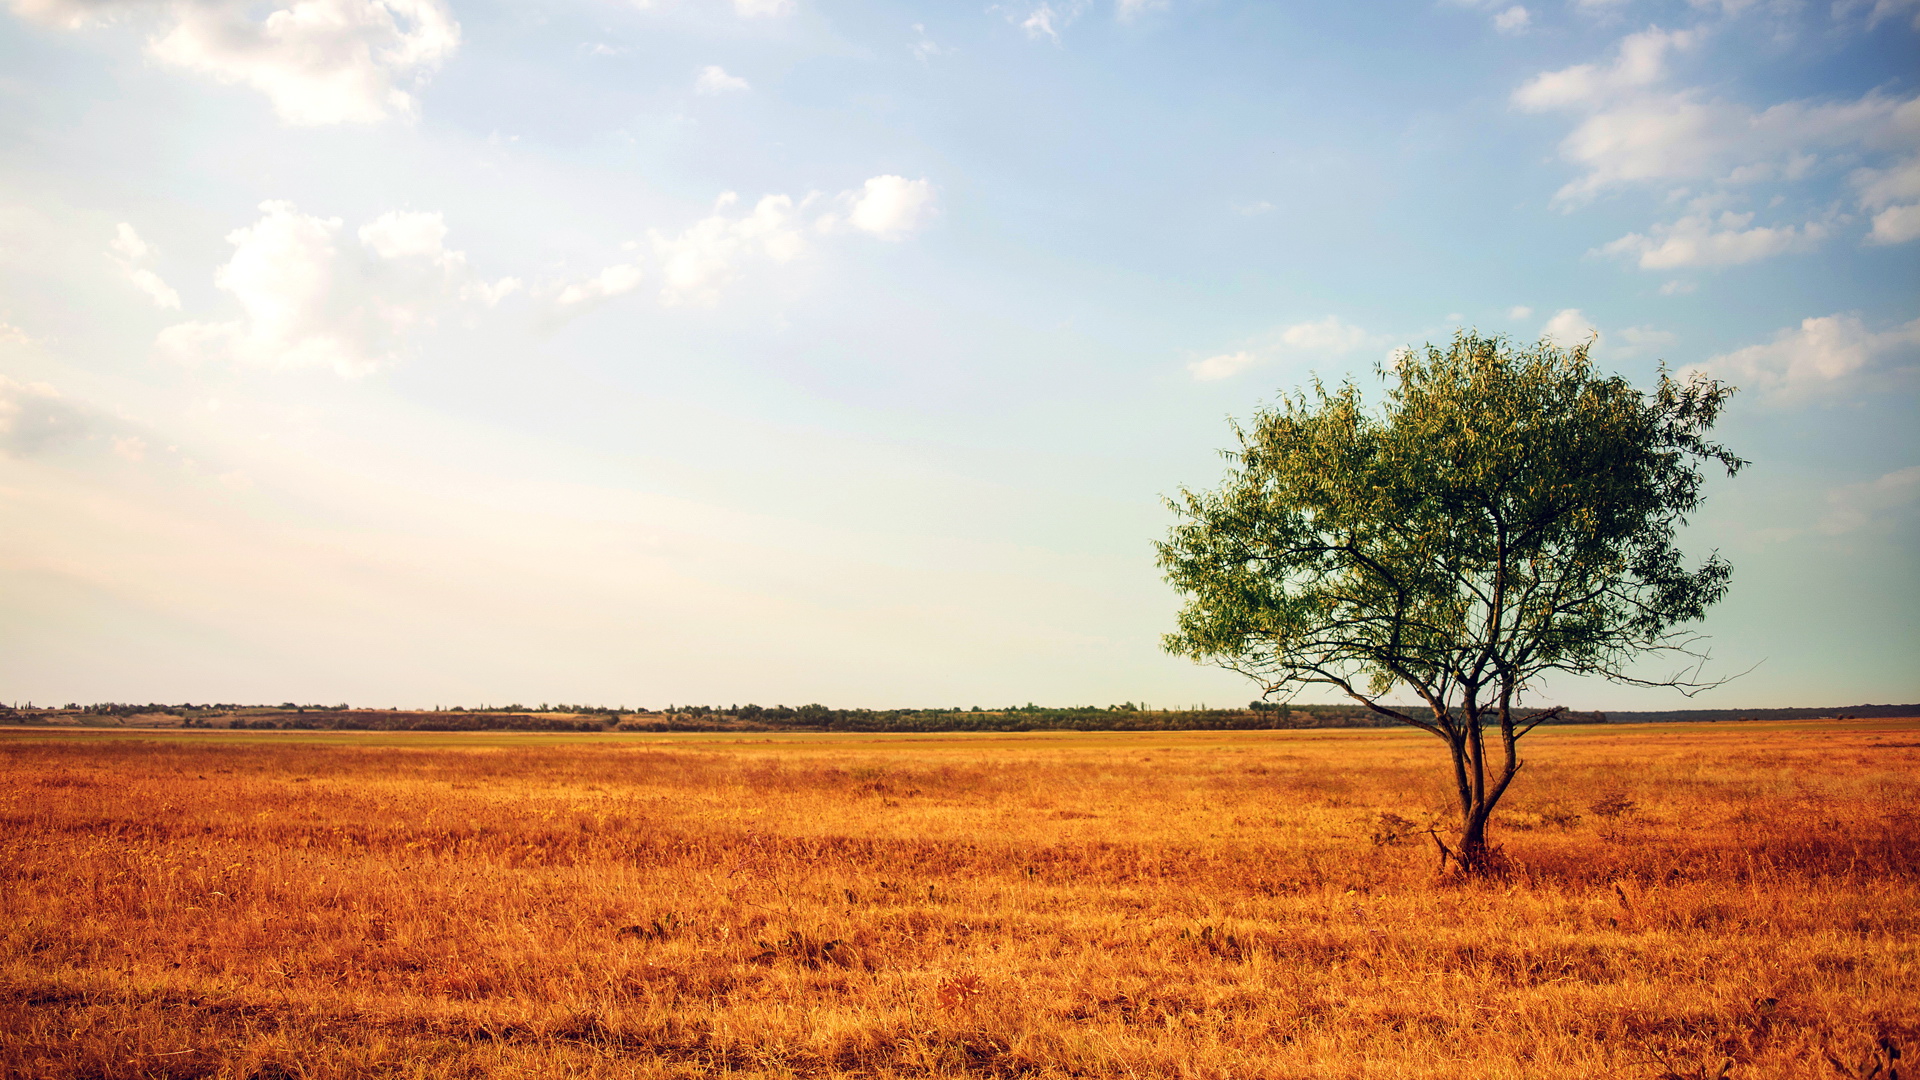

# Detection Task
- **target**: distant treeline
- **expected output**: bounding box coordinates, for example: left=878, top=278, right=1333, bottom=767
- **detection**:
left=1600, top=704, right=1920, bottom=723
left=6, top=701, right=1908, bottom=732
left=6, top=700, right=1604, bottom=733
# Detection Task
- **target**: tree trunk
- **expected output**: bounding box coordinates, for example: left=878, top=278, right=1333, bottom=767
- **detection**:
left=1456, top=805, right=1494, bottom=872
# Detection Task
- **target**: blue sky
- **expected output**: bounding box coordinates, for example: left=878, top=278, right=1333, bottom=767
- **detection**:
left=1, top=0, right=1915, bottom=709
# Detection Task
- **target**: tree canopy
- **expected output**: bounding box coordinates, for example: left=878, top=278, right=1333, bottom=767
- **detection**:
left=1157, top=331, right=1744, bottom=866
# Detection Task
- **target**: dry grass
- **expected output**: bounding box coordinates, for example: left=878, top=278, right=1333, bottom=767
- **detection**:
left=2, top=720, right=1915, bottom=1079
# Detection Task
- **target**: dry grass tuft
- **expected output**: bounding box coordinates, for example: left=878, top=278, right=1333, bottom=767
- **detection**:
left=2, top=720, right=1916, bottom=1077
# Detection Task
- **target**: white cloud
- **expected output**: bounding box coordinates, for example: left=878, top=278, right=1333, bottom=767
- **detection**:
left=1115, top=0, right=1167, bottom=20
left=844, top=175, right=937, bottom=240
left=1832, top=0, right=1920, bottom=30
left=356, top=211, right=516, bottom=306
left=7, top=0, right=459, bottom=124
left=1444, top=0, right=1538, bottom=32
left=1541, top=308, right=1599, bottom=348
left=143, top=0, right=459, bottom=125
left=1507, top=305, right=1533, bottom=319
left=1187, top=351, right=1255, bottom=382
left=158, top=200, right=505, bottom=376
left=1693, top=313, right=1920, bottom=397
left=4, top=0, right=132, bottom=28
left=649, top=192, right=806, bottom=307
left=1853, top=156, right=1920, bottom=209
left=1854, top=155, right=1920, bottom=245
left=1513, top=28, right=1920, bottom=209
left=555, top=263, right=644, bottom=308
left=550, top=176, right=937, bottom=311
left=1822, top=465, right=1920, bottom=535
left=1187, top=316, right=1373, bottom=382
left=109, top=221, right=154, bottom=262
left=107, top=222, right=181, bottom=309
left=358, top=210, right=452, bottom=264
left=1009, top=0, right=1086, bottom=41
left=731, top=0, right=792, bottom=15
left=1659, top=279, right=1698, bottom=295
left=1277, top=315, right=1370, bottom=352
left=1599, top=211, right=1827, bottom=268
left=1235, top=200, right=1275, bottom=216
left=1512, top=27, right=1697, bottom=113
left=1867, top=203, right=1920, bottom=245
left=695, top=65, right=749, bottom=95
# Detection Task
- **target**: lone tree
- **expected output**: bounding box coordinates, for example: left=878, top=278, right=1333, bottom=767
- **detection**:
left=1157, top=331, right=1744, bottom=869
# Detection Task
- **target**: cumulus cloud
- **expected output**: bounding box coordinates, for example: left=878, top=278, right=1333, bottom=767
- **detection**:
left=1507, top=305, right=1533, bottom=320
left=555, top=263, right=644, bottom=308
left=1599, top=211, right=1827, bottom=268
left=1822, top=465, right=1920, bottom=535
left=1512, top=26, right=1697, bottom=114
left=695, top=65, right=749, bottom=94
left=648, top=192, right=806, bottom=307
left=843, top=175, right=937, bottom=240
left=1513, top=26, right=1920, bottom=218
left=1541, top=308, right=1599, bottom=348
left=1853, top=156, right=1920, bottom=245
left=358, top=210, right=449, bottom=264
left=1493, top=5, right=1530, bottom=33
left=158, top=201, right=511, bottom=376
left=107, top=222, right=181, bottom=309
left=1866, top=203, right=1920, bottom=245
left=1692, top=314, right=1920, bottom=397
left=7, top=0, right=459, bottom=124
left=1187, top=316, right=1373, bottom=382
left=546, top=175, right=937, bottom=311
left=1444, top=0, right=1536, bottom=33
left=730, top=0, right=792, bottom=15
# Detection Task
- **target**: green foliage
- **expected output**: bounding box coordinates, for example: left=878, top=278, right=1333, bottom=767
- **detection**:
left=1160, top=330, right=1741, bottom=709
left=1156, top=331, right=1744, bottom=858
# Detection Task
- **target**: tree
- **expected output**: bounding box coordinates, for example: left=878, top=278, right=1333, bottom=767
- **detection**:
left=1156, top=331, right=1744, bottom=870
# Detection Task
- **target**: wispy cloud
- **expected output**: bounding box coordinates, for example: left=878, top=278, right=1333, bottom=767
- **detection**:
left=1188, top=316, right=1375, bottom=382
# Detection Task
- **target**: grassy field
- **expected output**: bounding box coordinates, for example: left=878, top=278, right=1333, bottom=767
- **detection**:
left=2, top=721, right=1914, bottom=1079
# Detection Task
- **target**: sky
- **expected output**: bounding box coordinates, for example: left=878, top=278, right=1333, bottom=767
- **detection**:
left=1, top=0, right=1915, bottom=711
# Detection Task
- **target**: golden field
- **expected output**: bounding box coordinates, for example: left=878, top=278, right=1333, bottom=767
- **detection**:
left=2, top=720, right=1915, bottom=1079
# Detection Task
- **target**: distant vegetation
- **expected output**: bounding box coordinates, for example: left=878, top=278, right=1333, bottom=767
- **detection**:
left=4, top=700, right=1912, bottom=733
left=0, top=700, right=1624, bottom=733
